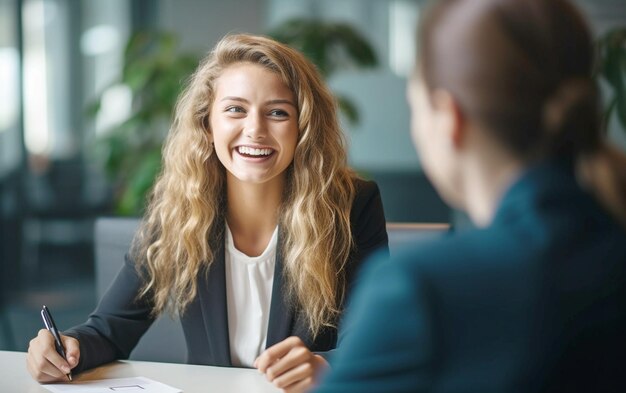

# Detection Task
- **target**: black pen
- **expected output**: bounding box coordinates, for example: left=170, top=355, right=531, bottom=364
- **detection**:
left=41, top=305, right=73, bottom=381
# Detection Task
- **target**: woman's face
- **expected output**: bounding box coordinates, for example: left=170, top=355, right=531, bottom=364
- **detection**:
left=407, top=75, right=463, bottom=208
left=210, top=62, right=299, bottom=186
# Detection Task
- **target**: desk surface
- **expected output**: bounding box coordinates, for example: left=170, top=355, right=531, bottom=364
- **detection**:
left=0, top=351, right=281, bottom=393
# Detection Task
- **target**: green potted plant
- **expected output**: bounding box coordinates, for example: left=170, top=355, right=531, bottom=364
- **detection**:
left=90, top=31, right=199, bottom=216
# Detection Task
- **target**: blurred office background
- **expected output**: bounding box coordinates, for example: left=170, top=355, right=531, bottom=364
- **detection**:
left=1, top=0, right=625, bottom=352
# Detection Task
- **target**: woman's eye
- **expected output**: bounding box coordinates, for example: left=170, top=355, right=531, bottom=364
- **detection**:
left=269, top=109, right=289, bottom=117
left=226, top=106, right=245, bottom=113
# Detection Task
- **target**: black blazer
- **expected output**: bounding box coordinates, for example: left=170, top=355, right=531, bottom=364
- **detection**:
left=66, top=179, right=388, bottom=373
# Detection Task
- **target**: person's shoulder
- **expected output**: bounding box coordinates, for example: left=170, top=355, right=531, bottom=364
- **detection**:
left=348, top=177, right=386, bottom=236
left=350, top=176, right=382, bottom=210
left=352, top=176, right=379, bottom=195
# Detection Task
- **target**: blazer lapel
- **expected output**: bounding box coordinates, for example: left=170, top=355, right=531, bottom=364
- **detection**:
left=266, top=228, right=295, bottom=348
left=197, top=237, right=232, bottom=366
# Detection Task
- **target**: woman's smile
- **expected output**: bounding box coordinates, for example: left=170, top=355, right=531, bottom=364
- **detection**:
left=234, top=145, right=277, bottom=162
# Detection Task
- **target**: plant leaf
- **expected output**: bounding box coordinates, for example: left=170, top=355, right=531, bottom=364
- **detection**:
left=596, top=27, right=626, bottom=132
left=85, top=100, right=101, bottom=117
left=337, top=94, right=359, bottom=125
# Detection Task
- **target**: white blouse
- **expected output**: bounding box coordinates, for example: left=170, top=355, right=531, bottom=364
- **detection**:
left=224, top=224, right=278, bottom=367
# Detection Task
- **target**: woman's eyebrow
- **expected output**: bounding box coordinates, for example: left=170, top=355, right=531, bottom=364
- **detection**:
left=265, top=99, right=296, bottom=107
left=219, top=96, right=296, bottom=108
left=220, top=96, right=248, bottom=103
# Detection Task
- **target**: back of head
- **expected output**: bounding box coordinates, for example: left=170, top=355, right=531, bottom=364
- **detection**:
left=419, top=0, right=626, bottom=226
left=420, top=0, right=599, bottom=159
left=416, top=3, right=626, bottom=390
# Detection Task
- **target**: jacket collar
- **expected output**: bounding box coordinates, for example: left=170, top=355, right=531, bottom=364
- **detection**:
left=492, top=157, right=580, bottom=226
left=266, top=227, right=295, bottom=347
left=197, top=229, right=232, bottom=366
left=197, top=225, right=294, bottom=366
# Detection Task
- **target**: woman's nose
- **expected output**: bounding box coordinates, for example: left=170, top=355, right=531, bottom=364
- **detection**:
left=244, top=112, right=266, bottom=141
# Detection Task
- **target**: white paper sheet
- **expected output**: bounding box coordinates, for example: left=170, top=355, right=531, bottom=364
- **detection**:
left=42, top=376, right=181, bottom=393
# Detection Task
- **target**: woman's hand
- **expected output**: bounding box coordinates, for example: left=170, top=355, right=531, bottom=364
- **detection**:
left=26, top=329, right=80, bottom=383
left=255, top=336, right=329, bottom=393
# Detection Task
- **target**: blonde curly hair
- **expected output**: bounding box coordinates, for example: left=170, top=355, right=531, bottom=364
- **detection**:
left=131, top=33, right=356, bottom=337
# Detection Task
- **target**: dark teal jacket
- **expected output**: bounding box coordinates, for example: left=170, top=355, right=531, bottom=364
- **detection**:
left=316, top=160, right=626, bottom=393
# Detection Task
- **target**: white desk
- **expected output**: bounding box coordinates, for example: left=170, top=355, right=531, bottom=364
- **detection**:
left=0, top=351, right=281, bottom=393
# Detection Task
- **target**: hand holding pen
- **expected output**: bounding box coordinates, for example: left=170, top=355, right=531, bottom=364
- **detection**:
left=26, top=305, right=80, bottom=383
left=41, top=305, right=73, bottom=381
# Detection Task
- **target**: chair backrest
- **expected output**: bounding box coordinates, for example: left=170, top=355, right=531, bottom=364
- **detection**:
left=386, top=222, right=450, bottom=256
left=95, top=217, right=187, bottom=363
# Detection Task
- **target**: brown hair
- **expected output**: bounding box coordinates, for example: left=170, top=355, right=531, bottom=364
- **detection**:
left=132, top=34, right=356, bottom=337
left=418, top=0, right=626, bottom=225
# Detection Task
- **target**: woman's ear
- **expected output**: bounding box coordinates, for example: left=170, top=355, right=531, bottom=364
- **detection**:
left=431, top=89, right=466, bottom=150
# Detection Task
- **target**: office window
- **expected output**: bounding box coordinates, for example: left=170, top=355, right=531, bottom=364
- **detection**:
left=0, top=0, right=21, bottom=177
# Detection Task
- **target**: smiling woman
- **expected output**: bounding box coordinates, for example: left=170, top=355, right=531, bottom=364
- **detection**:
left=26, top=34, right=389, bottom=393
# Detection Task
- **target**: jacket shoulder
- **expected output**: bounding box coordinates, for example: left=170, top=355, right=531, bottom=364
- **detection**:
left=351, top=177, right=383, bottom=214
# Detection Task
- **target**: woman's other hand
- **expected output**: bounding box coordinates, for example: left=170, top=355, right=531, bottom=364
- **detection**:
left=255, top=336, right=329, bottom=393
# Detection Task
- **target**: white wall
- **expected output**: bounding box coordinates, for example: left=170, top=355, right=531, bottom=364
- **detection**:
left=157, top=0, right=266, bottom=54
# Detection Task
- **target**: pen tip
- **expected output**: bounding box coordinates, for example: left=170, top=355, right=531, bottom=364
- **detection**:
left=68, top=374, right=73, bottom=382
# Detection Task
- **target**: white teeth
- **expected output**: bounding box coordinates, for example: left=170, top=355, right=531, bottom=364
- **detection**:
left=237, top=146, right=273, bottom=156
